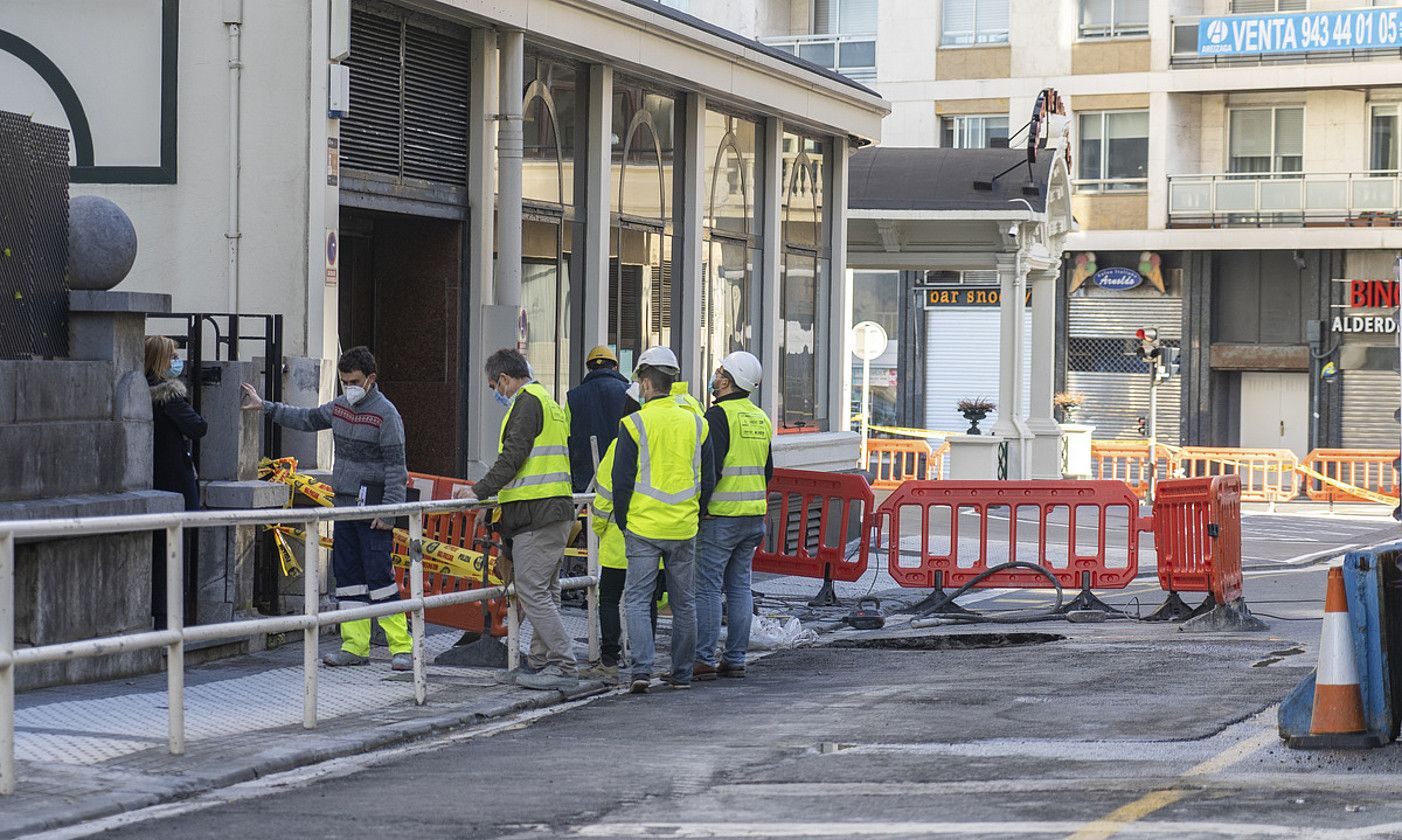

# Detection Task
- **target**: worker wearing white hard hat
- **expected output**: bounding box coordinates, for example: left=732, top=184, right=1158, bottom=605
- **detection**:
left=693, top=350, right=773, bottom=681
left=611, top=345, right=714, bottom=693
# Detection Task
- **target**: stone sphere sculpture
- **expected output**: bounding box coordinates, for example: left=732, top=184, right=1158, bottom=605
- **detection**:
left=67, top=195, right=138, bottom=291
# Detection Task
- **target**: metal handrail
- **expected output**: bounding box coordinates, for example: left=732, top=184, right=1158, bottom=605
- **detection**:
left=0, top=493, right=602, bottom=795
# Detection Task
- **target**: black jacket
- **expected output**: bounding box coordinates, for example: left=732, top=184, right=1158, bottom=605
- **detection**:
left=149, top=376, right=208, bottom=510
left=565, top=368, right=630, bottom=492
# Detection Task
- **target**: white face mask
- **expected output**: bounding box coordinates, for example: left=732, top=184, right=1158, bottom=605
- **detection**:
left=343, top=385, right=367, bottom=405
left=625, top=382, right=642, bottom=405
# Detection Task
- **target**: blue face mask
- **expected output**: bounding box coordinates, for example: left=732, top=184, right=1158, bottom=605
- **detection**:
left=708, top=374, right=720, bottom=394
left=493, top=388, right=513, bottom=408
left=166, top=358, right=184, bottom=378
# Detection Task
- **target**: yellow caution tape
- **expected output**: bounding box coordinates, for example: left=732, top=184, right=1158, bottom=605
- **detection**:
left=1293, top=463, right=1399, bottom=507
left=862, top=422, right=964, bottom=440
left=267, top=523, right=506, bottom=585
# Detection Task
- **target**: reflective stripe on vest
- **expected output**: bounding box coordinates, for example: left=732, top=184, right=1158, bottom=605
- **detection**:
left=709, top=398, right=772, bottom=516
left=498, top=382, right=572, bottom=503
left=622, top=399, right=707, bottom=540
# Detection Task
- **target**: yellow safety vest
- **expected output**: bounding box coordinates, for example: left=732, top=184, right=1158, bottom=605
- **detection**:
left=709, top=397, right=772, bottom=517
left=498, top=382, right=572, bottom=503
left=670, top=382, right=705, bottom=417
left=621, top=397, right=707, bottom=541
left=590, top=443, right=627, bottom=570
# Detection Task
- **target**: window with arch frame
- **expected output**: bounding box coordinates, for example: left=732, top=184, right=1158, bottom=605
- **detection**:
left=701, top=109, right=762, bottom=399
left=777, top=131, right=830, bottom=433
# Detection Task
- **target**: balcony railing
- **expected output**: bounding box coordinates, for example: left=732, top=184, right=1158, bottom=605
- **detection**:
left=1170, top=15, right=1402, bottom=67
left=1167, top=171, right=1402, bottom=229
left=761, top=33, right=876, bottom=82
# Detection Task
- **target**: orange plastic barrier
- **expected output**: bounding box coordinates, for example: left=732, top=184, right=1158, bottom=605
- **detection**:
left=875, top=481, right=1152, bottom=597
left=865, top=438, right=937, bottom=489
left=1090, top=441, right=1172, bottom=500
left=1302, top=449, right=1400, bottom=503
left=755, top=469, right=875, bottom=603
left=394, top=471, right=506, bottom=637
left=1151, top=475, right=1244, bottom=609
left=1172, top=447, right=1299, bottom=504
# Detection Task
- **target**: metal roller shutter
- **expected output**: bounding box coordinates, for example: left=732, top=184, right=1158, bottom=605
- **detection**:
left=1067, top=294, right=1183, bottom=443
left=923, top=307, right=1031, bottom=436
left=1342, top=370, right=1401, bottom=448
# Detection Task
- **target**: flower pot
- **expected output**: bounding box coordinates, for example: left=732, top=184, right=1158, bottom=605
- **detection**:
left=960, top=408, right=989, bottom=435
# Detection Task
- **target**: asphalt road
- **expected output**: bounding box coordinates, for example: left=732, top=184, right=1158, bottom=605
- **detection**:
left=54, top=506, right=1402, bottom=840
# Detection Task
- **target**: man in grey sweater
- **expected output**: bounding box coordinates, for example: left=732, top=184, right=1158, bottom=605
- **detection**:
left=241, top=346, right=413, bottom=670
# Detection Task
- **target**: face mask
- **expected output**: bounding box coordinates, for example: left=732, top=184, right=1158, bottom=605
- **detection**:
left=166, top=358, right=184, bottom=378
left=708, top=373, right=720, bottom=395
left=625, top=382, right=642, bottom=405
left=493, top=388, right=513, bottom=408
left=343, top=385, right=367, bottom=405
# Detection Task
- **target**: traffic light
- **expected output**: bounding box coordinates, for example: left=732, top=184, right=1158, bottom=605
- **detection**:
left=1156, top=346, right=1181, bottom=381
left=1135, top=327, right=1162, bottom=362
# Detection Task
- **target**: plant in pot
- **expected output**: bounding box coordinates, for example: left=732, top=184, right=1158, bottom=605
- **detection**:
left=957, top=397, right=996, bottom=435
left=1054, top=391, right=1085, bottom=424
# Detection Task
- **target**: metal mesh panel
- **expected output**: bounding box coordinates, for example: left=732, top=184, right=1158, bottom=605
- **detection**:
left=1065, top=336, right=1181, bottom=443
left=0, top=111, right=70, bottom=359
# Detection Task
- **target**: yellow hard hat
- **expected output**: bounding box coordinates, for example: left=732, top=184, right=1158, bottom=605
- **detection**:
left=586, top=345, right=618, bottom=366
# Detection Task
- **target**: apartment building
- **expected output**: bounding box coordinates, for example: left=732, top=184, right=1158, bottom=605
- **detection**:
left=696, top=0, right=1402, bottom=455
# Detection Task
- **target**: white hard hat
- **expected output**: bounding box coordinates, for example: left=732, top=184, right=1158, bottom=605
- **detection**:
left=636, top=346, right=680, bottom=375
left=719, top=351, right=762, bottom=393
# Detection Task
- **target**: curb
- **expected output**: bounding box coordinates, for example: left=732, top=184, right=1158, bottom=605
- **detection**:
left=1, top=680, right=612, bottom=839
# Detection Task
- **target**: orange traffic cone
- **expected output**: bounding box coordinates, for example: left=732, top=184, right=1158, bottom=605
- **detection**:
left=1309, top=566, right=1367, bottom=736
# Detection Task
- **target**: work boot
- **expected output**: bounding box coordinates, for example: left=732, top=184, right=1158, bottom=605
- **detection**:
left=629, top=674, right=651, bottom=694
left=580, top=663, right=620, bottom=685
left=322, top=650, right=369, bottom=667
left=692, top=662, right=718, bottom=681
left=718, top=661, right=746, bottom=679
left=390, top=653, right=413, bottom=672
left=517, top=666, right=579, bottom=692
left=663, top=675, right=691, bottom=690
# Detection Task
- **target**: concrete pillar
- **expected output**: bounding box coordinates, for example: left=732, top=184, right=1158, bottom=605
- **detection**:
left=581, top=64, right=614, bottom=353
left=466, top=29, right=500, bottom=477
left=992, top=252, right=1030, bottom=478
left=304, top=0, right=336, bottom=363
left=676, top=92, right=705, bottom=392
left=495, top=29, right=524, bottom=311
left=827, top=136, right=851, bottom=432
left=1026, top=268, right=1064, bottom=480
left=759, top=116, right=783, bottom=416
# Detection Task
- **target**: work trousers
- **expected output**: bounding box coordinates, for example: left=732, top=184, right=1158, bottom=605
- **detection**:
left=332, top=519, right=411, bottom=656
left=512, top=519, right=578, bottom=675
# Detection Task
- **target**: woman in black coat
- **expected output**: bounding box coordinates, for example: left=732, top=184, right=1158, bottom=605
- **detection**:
left=145, top=336, right=207, bottom=627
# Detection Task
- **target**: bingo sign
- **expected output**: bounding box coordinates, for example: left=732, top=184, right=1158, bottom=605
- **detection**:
left=1198, top=8, right=1402, bottom=56
left=1092, top=266, right=1143, bottom=291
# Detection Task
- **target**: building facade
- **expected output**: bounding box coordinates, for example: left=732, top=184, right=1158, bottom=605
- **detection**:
left=0, top=0, right=887, bottom=478
left=701, top=0, right=1402, bottom=455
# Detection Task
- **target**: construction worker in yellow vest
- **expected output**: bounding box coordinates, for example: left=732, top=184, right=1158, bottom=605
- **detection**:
left=611, top=346, right=715, bottom=693
left=669, top=381, right=705, bottom=417
left=453, top=348, right=577, bottom=692
left=693, top=351, right=773, bottom=681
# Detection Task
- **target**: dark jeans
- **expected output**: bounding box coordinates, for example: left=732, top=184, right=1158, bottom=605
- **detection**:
left=599, top=565, right=664, bottom=667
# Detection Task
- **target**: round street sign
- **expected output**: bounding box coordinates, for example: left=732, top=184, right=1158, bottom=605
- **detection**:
left=851, top=321, right=889, bottom=362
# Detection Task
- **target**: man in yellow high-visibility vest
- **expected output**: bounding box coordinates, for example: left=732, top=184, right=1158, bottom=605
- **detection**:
left=611, top=347, right=715, bottom=693
left=454, top=348, right=577, bottom=692
left=693, top=351, right=773, bottom=681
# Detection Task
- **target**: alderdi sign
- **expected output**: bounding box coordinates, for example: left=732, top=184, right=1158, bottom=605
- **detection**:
left=1198, top=8, right=1402, bottom=56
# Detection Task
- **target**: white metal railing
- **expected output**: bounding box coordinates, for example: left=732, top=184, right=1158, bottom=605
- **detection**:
left=760, top=33, right=876, bottom=81
left=1167, top=171, right=1402, bottom=227
left=0, top=494, right=601, bottom=795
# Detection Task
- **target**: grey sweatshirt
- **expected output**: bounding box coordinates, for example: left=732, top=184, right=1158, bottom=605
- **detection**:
left=263, top=386, right=408, bottom=507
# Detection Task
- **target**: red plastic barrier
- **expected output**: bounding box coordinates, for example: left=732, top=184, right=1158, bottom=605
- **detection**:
left=395, top=470, right=506, bottom=637
left=1152, top=475, right=1243, bottom=605
left=754, top=469, right=875, bottom=583
left=876, top=480, right=1152, bottom=591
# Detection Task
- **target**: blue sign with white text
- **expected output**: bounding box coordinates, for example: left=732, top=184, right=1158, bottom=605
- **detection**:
left=1092, top=267, right=1143, bottom=291
left=1198, top=8, right=1402, bottom=56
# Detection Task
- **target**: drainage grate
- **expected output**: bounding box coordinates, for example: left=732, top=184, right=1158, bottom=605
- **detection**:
left=828, top=633, right=1063, bottom=651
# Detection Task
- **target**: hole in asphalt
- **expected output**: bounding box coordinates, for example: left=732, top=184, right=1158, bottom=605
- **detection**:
left=828, top=632, right=1064, bottom=651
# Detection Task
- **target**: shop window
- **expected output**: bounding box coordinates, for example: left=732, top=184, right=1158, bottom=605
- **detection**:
left=941, top=0, right=1009, bottom=46
left=941, top=115, right=1009, bottom=149
left=1079, top=0, right=1148, bottom=38
left=609, top=81, right=676, bottom=376
left=1371, top=105, right=1399, bottom=174
left=850, top=271, right=901, bottom=427
left=1228, top=107, right=1303, bottom=175
left=1077, top=110, right=1148, bottom=192
left=701, top=110, right=762, bottom=386
left=778, top=132, right=829, bottom=432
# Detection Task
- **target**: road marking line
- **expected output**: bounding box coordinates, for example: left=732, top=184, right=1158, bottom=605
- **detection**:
left=572, top=818, right=1389, bottom=837
left=1064, top=729, right=1278, bottom=840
